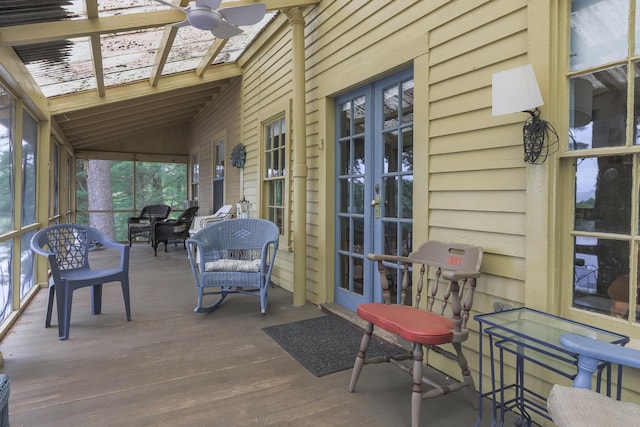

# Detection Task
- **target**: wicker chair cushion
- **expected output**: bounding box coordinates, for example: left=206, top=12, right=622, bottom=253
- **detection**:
left=129, top=223, right=150, bottom=230
left=172, top=224, right=187, bottom=233
left=205, top=258, right=261, bottom=272
left=547, top=384, right=640, bottom=427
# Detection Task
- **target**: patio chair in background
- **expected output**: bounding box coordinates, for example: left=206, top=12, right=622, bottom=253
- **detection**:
left=186, top=218, right=279, bottom=314
left=30, top=224, right=132, bottom=340
left=127, top=204, right=171, bottom=246
left=152, top=205, right=199, bottom=256
left=547, top=333, right=640, bottom=426
left=189, top=204, right=233, bottom=235
left=348, top=240, right=483, bottom=427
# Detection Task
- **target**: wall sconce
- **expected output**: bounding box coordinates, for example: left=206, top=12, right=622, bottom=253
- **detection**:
left=492, top=64, right=558, bottom=164
left=571, top=77, right=593, bottom=127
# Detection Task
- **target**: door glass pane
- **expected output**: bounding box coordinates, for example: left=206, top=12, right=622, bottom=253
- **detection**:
left=401, top=176, right=413, bottom=219
left=402, top=127, right=413, bottom=172
left=575, top=155, right=631, bottom=234
left=353, top=137, right=365, bottom=174
left=340, top=101, right=351, bottom=138
left=383, top=176, right=398, bottom=218
left=353, top=177, right=365, bottom=215
left=384, top=221, right=398, bottom=255
left=569, top=66, right=627, bottom=150
left=339, top=217, right=349, bottom=251
left=353, top=96, right=366, bottom=135
left=339, top=140, right=350, bottom=175
left=353, top=218, right=364, bottom=254
left=383, top=85, right=399, bottom=130
left=353, top=256, right=364, bottom=295
left=384, top=131, right=398, bottom=173
left=401, top=80, right=414, bottom=126
left=339, top=178, right=350, bottom=213
left=400, top=222, right=413, bottom=256
left=339, top=254, right=349, bottom=290
left=570, top=0, right=628, bottom=71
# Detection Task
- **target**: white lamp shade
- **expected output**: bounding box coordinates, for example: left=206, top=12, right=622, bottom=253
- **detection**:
left=492, top=64, right=544, bottom=116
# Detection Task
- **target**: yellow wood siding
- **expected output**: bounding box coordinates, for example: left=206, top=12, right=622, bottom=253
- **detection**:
left=190, top=77, right=242, bottom=214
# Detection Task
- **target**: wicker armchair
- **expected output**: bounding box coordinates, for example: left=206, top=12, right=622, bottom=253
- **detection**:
left=186, top=218, right=279, bottom=314
left=152, top=206, right=199, bottom=256
left=127, top=204, right=171, bottom=246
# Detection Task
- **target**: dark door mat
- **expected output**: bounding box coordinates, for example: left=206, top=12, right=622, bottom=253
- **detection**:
left=262, top=314, right=400, bottom=377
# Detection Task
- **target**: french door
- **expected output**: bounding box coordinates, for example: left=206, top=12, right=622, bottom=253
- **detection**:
left=334, top=69, right=414, bottom=312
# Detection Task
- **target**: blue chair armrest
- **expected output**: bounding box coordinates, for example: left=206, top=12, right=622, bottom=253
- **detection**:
left=561, top=334, right=640, bottom=369
left=560, top=333, right=640, bottom=389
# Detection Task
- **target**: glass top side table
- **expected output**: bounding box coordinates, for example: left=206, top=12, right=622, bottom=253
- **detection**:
left=474, top=307, right=629, bottom=427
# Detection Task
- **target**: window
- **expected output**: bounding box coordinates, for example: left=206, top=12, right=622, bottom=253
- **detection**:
left=191, top=153, right=199, bottom=202
left=51, top=142, right=60, bottom=220
left=20, top=109, right=38, bottom=299
left=264, top=116, right=286, bottom=234
left=76, top=159, right=187, bottom=241
left=0, top=84, right=14, bottom=322
left=567, top=0, right=640, bottom=322
left=213, top=140, right=224, bottom=212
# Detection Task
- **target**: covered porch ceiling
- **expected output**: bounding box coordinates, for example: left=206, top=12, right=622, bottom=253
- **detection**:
left=0, top=0, right=318, bottom=151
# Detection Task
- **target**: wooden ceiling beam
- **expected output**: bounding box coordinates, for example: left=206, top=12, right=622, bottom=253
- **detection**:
left=231, top=0, right=321, bottom=11
left=58, top=95, right=215, bottom=130
left=0, top=1, right=320, bottom=47
left=196, top=38, right=228, bottom=77
left=61, top=103, right=207, bottom=136
left=150, top=0, right=190, bottom=87
left=53, top=85, right=223, bottom=120
left=49, top=63, right=240, bottom=114
left=71, top=114, right=194, bottom=148
left=0, top=10, right=185, bottom=46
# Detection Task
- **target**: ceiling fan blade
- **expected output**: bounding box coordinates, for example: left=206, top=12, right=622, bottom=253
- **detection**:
left=211, top=20, right=243, bottom=39
left=196, top=0, right=221, bottom=9
left=153, top=0, right=187, bottom=12
left=219, top=3, right=266, bottom=26
left=173, top=18, right=191, bottom=28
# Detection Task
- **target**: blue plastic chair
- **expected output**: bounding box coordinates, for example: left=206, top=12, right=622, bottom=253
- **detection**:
left=0, top=374, right=9, bottom=427
left=30, top=224, right=131, bottom=340
left=547, top=333, right=640, bottom=426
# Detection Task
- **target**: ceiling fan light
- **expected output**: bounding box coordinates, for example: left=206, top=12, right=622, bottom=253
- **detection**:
left=188, top=8, right=221, bottom=30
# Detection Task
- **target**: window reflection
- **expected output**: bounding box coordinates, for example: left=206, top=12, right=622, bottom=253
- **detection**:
left=22, top=110, right=38, bottom=227
left=573, top=237, right=632, bottom=320
left=0, top=240, right=12, bottom=322
left=569, top=66, right=628, bottom=150
left=574, top=156, right=636, bottom=320
left=0, top=87, right=14, bottom=235
left=570, top=0, right=628, bottom=71
left=575, top=156, right=631, bottom=235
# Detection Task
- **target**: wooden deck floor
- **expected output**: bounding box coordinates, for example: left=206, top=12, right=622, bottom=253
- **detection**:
left=1, top=244, right=499, bottom=426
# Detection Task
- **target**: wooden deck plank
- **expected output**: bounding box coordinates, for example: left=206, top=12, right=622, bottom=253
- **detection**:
left=1, top=245, right=494, bottom=426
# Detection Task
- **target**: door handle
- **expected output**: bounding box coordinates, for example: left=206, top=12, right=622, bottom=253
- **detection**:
left=371, top=195, right=380, bottom=218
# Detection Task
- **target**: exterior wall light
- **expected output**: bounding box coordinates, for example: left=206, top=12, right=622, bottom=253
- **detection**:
left=492, top=64, right=558, bottom=164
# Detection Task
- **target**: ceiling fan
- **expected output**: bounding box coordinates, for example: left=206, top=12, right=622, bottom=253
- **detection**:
left=153, top=0, right=267, bottom=39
